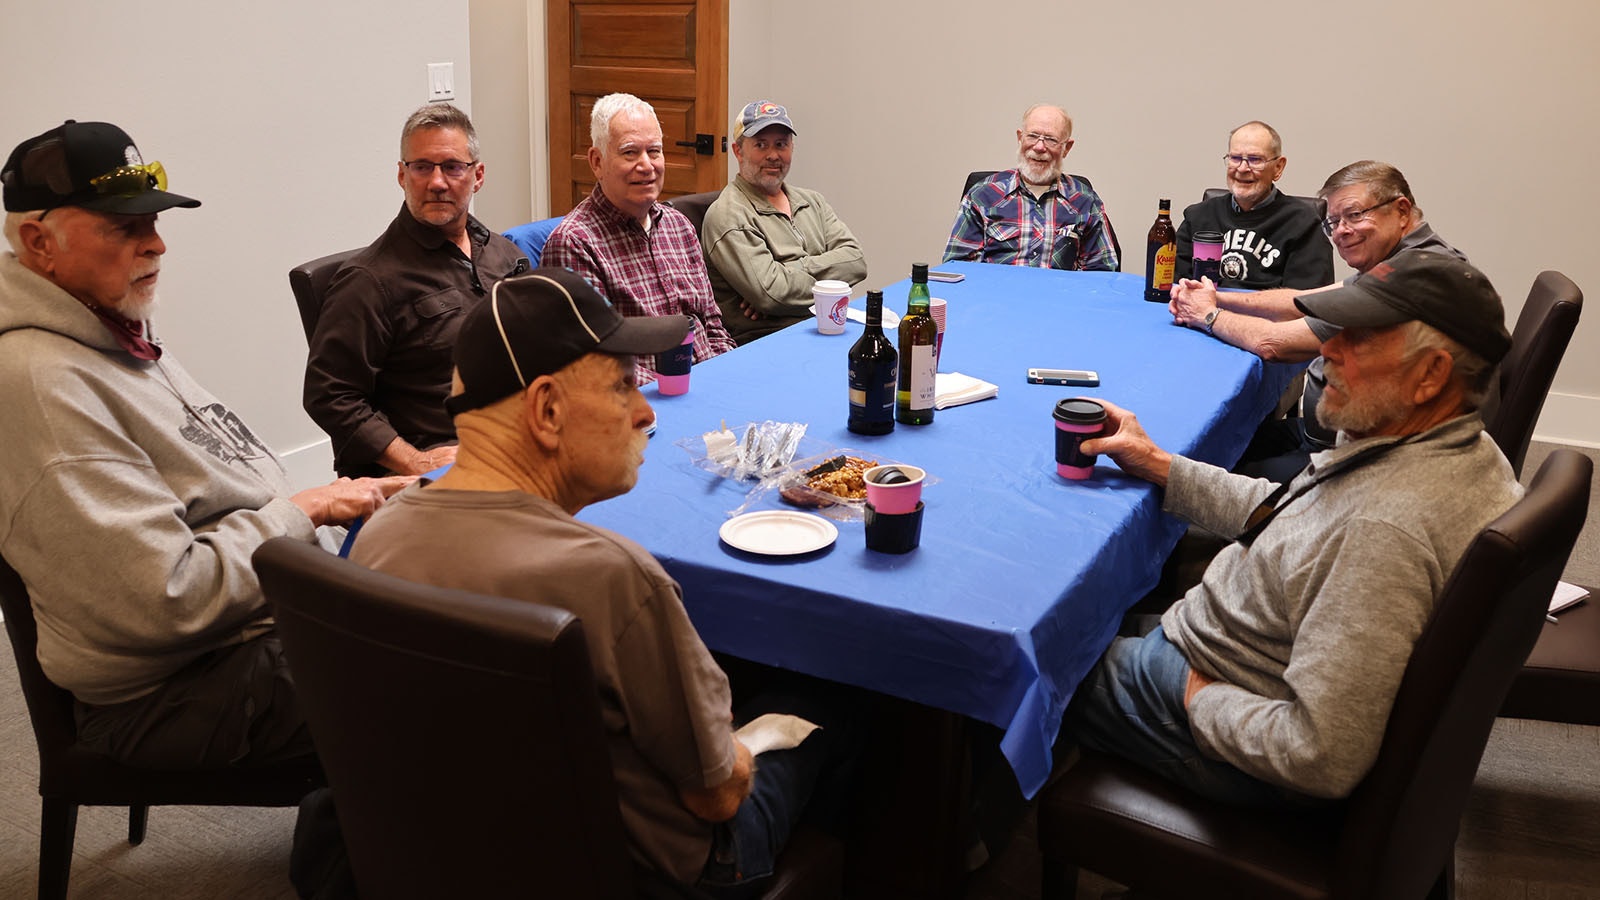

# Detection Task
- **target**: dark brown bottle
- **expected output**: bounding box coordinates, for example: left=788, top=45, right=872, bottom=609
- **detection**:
left=848, top=290, right=897, bottom=435
left=1145, top=199, right=1177, bottom=302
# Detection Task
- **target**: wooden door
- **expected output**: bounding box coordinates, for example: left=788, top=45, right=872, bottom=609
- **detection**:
left=546, top=0, right=728, bottom=215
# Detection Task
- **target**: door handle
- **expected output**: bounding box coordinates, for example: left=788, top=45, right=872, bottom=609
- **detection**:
left=673, top=133, right=715, bottom=156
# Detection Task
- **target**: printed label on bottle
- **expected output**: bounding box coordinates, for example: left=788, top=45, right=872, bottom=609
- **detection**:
left=1154, top=242, right=1176, bottom=290
left=906, top=344, right=936, bottom=410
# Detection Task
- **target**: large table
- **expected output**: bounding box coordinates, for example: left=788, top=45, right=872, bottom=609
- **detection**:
left=581, top=260, right=1300, bottom=799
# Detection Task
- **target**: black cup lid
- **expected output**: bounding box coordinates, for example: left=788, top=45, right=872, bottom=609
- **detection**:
left=1053, top=398, right=1105, bottom=425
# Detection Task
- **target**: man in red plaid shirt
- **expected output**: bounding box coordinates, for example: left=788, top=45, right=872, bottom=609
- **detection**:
left=543, top=93, right=734, bottom=385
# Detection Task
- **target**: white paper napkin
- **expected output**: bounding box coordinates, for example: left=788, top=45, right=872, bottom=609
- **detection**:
left=934, top=372, right=999, bottom=409
left=734, top=713, right=821, bottom=756
left=808, top=304, right=901, bottom=328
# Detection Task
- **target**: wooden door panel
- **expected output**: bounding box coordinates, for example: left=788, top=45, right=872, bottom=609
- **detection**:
left=548, top=0, right=727, bottom=215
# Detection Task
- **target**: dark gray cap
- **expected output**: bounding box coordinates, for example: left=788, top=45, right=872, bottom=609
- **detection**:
left=1295, top=249, right=1511, bottom=363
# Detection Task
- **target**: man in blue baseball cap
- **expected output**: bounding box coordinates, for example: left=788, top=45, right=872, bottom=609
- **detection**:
left=701, top=100, right=867, bottom=344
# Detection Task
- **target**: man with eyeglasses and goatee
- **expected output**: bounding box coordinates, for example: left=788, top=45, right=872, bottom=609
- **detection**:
left=0, top=120, right=409, bottom=770
left=1170, top=160, right=1468, bottom=482
left=1172, top=120, right=1333, bottom=290
left=304, top=103, right=527, bottom=478
left=942, top=103, right=1120, bottom=271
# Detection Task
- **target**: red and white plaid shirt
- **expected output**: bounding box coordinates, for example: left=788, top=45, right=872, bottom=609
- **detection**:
left=543, top=187, right=735, bottom=383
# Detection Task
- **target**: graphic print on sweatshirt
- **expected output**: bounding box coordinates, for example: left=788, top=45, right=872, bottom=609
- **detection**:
left=1218, top=228, right=1282, bottom=282
left=181, top=403, right=272, bottom=465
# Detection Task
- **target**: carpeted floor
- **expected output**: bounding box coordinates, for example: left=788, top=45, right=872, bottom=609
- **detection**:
left=2, top=441, right=1597, bottom=899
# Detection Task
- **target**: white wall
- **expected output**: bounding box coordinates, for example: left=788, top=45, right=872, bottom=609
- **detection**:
left=5, top=0, right=1594, bottom=482
left=730, top=0, right=1600, bottom=446
left=1, top=0, right=474, bottom=487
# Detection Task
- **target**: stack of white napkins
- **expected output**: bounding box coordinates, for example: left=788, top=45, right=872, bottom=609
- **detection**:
left=934, top=372, right=998, bottom=409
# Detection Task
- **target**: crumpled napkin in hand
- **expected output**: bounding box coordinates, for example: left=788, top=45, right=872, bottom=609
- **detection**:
left=934, top=372, right=998, bottom=409
left=734, top=713, right=821, bottom=756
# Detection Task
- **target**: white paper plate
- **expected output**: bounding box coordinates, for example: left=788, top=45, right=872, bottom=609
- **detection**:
left=719, top=510, right=838, bottom=556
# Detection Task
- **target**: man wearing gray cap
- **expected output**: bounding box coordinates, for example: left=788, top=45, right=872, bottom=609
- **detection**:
left=1060, top=249, right=1520, bottom=806
left=353, top=268, right=858, bottom=894
left=701, top=100, right=867, bottom=344
left=0, top=120, right=407, bottom=769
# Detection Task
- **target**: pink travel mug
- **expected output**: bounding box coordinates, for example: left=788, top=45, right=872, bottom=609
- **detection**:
left=1053, top=398, right=1106, bottom=479
left=1192, top=231, right=1224, bottom=283
left=655, top=331, right=695, bottom=396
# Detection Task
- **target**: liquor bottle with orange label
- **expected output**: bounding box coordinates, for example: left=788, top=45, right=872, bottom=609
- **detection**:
left=1145, top=199, right=1177, bottom=302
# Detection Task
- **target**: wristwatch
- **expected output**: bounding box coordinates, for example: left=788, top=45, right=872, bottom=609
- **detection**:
left=1202, top=308, right=1221, bottom=335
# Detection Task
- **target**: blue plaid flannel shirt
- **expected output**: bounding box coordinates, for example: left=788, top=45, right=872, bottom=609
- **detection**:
left=942, top=170, right=1119, bottom=271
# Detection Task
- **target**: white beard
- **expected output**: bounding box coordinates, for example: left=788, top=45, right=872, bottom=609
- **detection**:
left=1017, top=148, right=1062, bottom=185
left=116, top=292, right=160, bottom=324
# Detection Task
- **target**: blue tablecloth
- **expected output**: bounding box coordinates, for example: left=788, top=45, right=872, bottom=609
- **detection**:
left=580, top=261, right=1301, bottom=797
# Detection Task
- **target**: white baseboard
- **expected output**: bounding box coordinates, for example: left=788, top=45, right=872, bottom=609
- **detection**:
left=279, top=439, right=336, bottom=491
left=1533, top=391, right=1600, bottom=449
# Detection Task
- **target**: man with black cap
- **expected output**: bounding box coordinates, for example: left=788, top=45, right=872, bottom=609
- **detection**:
left=1057, top=249, right=1521, bottom=806
left=352, top=267, right=857, bottom=895
left=701, top=100, right=867, bottom=344
left=0, top=120, right=408, bottom=768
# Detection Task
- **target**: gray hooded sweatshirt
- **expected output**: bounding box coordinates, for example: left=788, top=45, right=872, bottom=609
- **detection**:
left=0, top=252, right=329, bottom=705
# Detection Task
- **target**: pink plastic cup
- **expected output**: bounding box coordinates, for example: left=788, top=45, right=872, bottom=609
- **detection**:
left=930, top=298, right=947, bottom=363
left=863, top=464, right=925, bottom=514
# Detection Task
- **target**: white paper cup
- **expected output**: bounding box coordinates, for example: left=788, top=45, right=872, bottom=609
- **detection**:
left=813, top=280, right=851, bottom=335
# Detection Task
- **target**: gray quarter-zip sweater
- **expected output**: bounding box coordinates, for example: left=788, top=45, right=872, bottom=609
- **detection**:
left=1160, top=413, right=1521, bottom=798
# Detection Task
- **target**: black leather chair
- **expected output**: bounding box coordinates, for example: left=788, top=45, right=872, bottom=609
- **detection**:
left=959, top=170, right=1121, bottom=271
left=1037, top=449, right=1593, bottom=900
left=1486, top=269, right=1583, bottom=478
left=288, top=248, right=361, bottom=343
left=667, top=190, right=723, bottom=237
left=0, top=553, right=322, bottom=900
left=1482, top=270, right=1589, bottom=726
left=252, top=537, right=844, bottom=900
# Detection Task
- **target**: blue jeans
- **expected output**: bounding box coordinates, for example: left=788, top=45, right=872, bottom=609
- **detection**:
left=1064, top=626, right=1308, bottom=809
left=696, top=688, right=863, bottom=898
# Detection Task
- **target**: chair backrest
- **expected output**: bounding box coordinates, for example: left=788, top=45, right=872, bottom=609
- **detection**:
left=0, top=552, right=80, bottom=765
left=666, top=190, right=722, bottom=237
left=1488, top=270, right=1583, bottom=476
left=958, top=170, right=1121, bottom=272
left=288, top=249, right=361, bottom=343
left=1333, top=449, right=1592, bottom=900
left=1200, top=186, right=1327, bottom=220
left=252, top=537, right=635, bottom=900
left=502, top=215, right=564, bottom=266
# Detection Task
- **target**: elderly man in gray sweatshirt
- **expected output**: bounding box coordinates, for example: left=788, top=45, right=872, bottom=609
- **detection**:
left=1064, top=249, right=1521, bottom=806
left=0, top=120, right=407, bottom=769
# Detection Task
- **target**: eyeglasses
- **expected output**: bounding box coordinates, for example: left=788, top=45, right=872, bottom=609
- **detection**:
left=1021, top=132, right=1066, bottom=150
left=402, top=159, right=478, bottom=179
left=89, top=161, right=169, bottom=196
left=1320, top=196, right=1400, bottom=236
left=1223, top=154, right=1280, bottom=171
